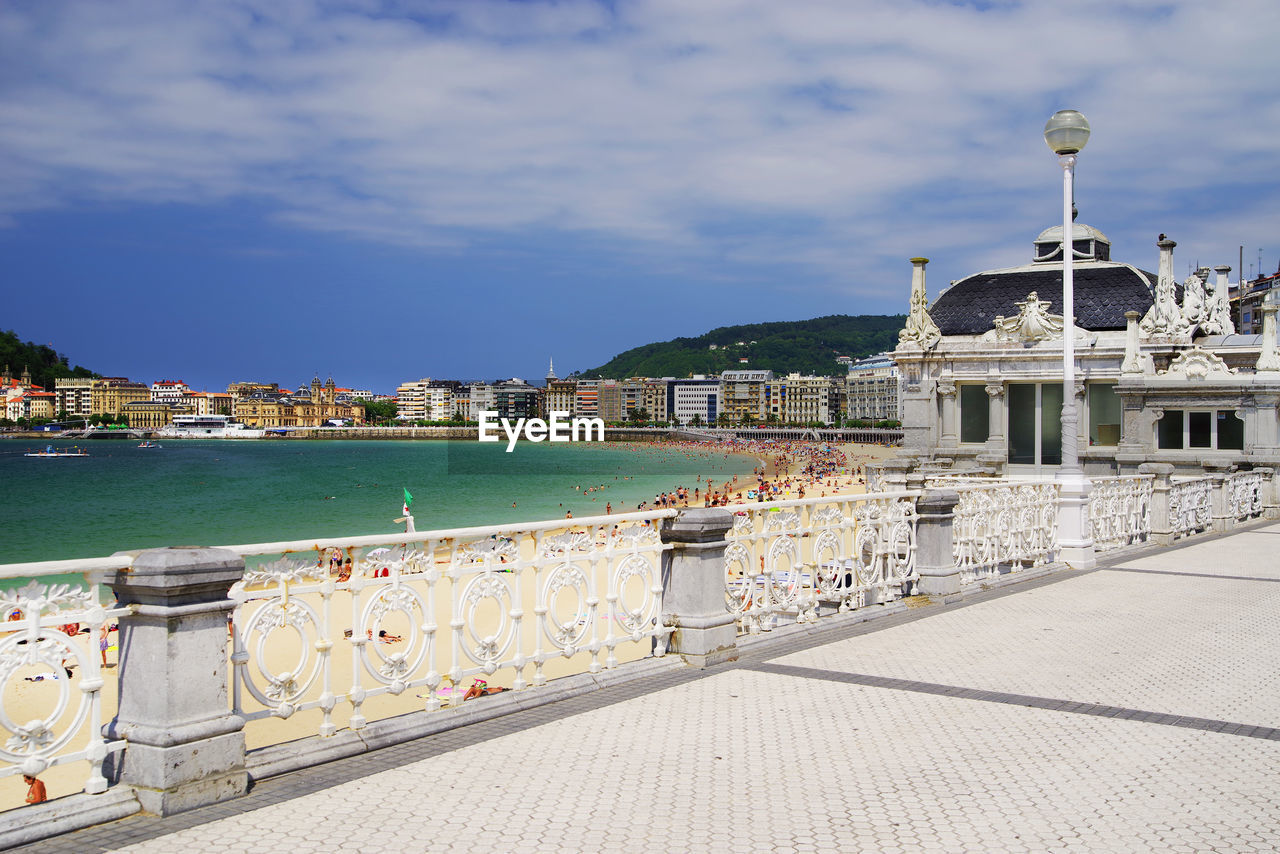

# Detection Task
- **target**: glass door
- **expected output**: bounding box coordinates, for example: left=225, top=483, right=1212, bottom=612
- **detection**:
left=1007, top=382, right=1063, bottom=469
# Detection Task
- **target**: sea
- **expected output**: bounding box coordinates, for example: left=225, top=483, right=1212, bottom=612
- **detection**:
left=0, top=438, right=759, bottom=564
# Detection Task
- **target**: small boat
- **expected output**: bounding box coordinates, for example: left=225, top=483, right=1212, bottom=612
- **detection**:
left=137, top=441, right=161, bottom=449
left=24, top=445, right=90, bottom=458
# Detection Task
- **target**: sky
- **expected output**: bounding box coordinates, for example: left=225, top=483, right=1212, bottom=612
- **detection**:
left=1, top=0, right=1278, bottom=393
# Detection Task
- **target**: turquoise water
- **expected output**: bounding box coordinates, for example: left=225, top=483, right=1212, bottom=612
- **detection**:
left=0, top=439, right=757, bottom=563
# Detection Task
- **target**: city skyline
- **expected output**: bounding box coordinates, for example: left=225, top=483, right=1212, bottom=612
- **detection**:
left=2, top=0, right=1278, bottom=391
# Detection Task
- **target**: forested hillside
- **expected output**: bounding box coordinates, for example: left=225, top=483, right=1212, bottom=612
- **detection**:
left=581, top=315, right=904, bottom=378
left=0, top=330, right=98, bottom=389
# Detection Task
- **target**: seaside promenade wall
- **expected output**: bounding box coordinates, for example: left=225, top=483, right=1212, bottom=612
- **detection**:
left=1, top=466, right=1273, bottom=846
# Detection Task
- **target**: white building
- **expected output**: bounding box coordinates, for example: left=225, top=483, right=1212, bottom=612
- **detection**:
left=150, top=380, right=192, bottom=404
left=668, top=376, right=721, bottom=426
left=767, top=373, right=832, bottom=425
left=846, top=353, right=901, bottom=421
left=894, top=220, right=1277, bottom=478
left=55, top=377, right=94, bottom=417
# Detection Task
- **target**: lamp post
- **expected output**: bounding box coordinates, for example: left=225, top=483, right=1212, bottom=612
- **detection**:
left=1044, top=109, right=1096, bottom=569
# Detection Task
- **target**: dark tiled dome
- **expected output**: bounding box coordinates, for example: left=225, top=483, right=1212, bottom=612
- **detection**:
left=930, top=223, right=1157, bottom=335
left=931, top=263, right=1156, bottom=335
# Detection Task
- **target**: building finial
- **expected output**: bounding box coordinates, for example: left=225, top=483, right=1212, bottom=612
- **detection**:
left=897, top=258, right=941, bottom=350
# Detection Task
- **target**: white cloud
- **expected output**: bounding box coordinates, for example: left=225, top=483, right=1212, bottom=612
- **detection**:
left=0, top=0, right=1277, bottom=293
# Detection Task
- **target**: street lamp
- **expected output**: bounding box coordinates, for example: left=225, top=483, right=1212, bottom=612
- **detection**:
left=1044, top=109, right=1095, bottom=568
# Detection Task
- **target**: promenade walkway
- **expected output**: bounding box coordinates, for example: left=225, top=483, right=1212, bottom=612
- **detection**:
left=19, top=523, right=1280, bottom=853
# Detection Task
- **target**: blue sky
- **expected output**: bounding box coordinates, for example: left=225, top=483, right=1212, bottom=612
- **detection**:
left=2, top=0, right=1278, bottom=393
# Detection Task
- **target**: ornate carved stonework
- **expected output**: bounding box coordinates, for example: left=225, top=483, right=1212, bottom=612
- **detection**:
left=898, top=257, right=941, bottom=350
left=1158, top=346, right=1237, bottom=380
left=1141, top=238, right=1191, bottom=337
left=982, top=292, right=1085, bottom=344
left=1180, top=271, right=1205, bottom=326
left=1201, top=267, right=1235, bottom=336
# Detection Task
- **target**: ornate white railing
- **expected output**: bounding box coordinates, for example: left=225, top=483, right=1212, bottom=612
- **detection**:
left=1169, top=477, right=1213, bottom=539
left=0, top=557, right=130, bottom=798
left=722, top=491, right=921, bottom=633
left=951, top=482, right=1060, bottom=584
left=1227, top=471, right=1265, bottom=522
left=1089, top=475, right=1154, bottom=552
left=225, top=510, right=677, bottom=737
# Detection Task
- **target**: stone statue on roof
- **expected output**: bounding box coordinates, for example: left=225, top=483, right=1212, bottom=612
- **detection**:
left=897, top=257, right=941, bottom=350
left=1180, top=269, right=1205, bottom=327
left=1140, top=236, right=1191, bottom=337
left=1200, top=266, right=1235, bottom=336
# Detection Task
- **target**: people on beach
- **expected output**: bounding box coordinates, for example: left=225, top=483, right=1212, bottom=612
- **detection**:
left=463, top=678, right=508, bottom=700
left=24, top=775, right=46, bottom=805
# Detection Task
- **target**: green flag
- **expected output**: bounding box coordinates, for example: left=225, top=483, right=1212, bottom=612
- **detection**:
left=403, top=487, right=413, bottom=508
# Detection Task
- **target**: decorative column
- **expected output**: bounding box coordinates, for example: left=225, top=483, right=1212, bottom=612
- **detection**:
left=106, top=548, right=247, bottom=816
left=914, top=489, right=961, bottom=596
left=984, top=379, right=1005, bottom=451
left=937, top=377, right=958, bottom=450
left=1256, top=303, right=1280, bottom=373
left=1139, top=463, right=1175, bottom=545
left=1203, top=461, right=1234, bottom=533
left=1121, top=311, right=1143, bottom=375
left=660, top=508, right=737, bottom=668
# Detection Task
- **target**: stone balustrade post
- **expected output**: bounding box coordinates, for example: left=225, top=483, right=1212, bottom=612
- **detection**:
left=914, top=488, right=961, bottom=596
left=660, top=509, right=737, bottom=668
left=1203, top=461, right=1234, bottom=533
left=1139, top=463, right=1175, bottom=545
left=105, top=548, right=247, bottom=816
left=1256, top=467, right=1279, bottom=520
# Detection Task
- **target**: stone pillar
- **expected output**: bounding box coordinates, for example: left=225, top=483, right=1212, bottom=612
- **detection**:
left=1120, top=311, right=1143, bottom=375
left=106, top=548, right=247, bottom=816
left=937, top=378, right=957, bottom=450
left=660, top=509, right=737, bottom=668
left=1256, top=466, right=1280, bottom=520
left=1250, top=393, right=1280, bottom=453
left=984, top=379, right=1004, bottom=451
left=1204, top=461, right=1234, bottom=533
left=1139, top=463, right=1175, bottom=545
left=1257, top=303, right=1280, bottom=373
left=915, top=489, right=960, bottom=596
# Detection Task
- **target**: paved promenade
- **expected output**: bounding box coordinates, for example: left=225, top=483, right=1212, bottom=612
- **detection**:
left=21, top=523, right=1280, bottom=853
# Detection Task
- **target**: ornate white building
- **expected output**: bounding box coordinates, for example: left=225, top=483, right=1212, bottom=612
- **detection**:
left=895, top=222, right=1276, bottom=476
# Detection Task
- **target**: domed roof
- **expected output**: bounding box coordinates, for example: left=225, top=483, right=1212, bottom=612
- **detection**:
left=929, top=223, right=1156, bottom=335
left=1035, top=223, right=1111, bottom=245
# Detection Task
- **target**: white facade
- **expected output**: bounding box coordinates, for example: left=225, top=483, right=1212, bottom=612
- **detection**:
left=669, top=377, right=721, bottom=425
left=55, top=377, right=94, bottom=416
left=894, top=225, right=1278, bottom=478
left=150, top=381, right=192, bottom=404
left=846, top=353, right=901, bottom=421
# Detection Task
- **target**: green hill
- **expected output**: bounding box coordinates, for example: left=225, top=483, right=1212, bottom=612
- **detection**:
left=580, top=314, right=905, bottom=378
left=0, top=330, right=98, bottom=390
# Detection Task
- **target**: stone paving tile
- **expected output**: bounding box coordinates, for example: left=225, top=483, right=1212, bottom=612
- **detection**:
left=772, top=537, right=1280, bottom=726
left=106, top=668, right=1280, bottom=853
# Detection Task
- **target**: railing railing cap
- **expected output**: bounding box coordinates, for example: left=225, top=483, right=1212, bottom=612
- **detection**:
left=111, top=547, right=245, bottom=605
left=919, top=487, right=960, bottom=512
left=661, top=508, right=735, bottom=543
